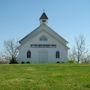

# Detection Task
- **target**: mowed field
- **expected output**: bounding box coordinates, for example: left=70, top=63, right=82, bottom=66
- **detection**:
left=0, top=64, right=90, bottom=90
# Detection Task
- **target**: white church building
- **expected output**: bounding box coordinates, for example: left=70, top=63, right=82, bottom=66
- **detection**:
left=17, top=12, right=69, bottom=63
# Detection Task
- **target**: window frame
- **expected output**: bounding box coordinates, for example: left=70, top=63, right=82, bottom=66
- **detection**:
left=56, top=51, right=60, bottom=58
left=40, top=35, right=48, bottom=41
left=27, top=50, right=31, bottom=58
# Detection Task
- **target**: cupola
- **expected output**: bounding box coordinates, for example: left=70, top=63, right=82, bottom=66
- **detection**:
left=39, top=12, right=48, bottom=25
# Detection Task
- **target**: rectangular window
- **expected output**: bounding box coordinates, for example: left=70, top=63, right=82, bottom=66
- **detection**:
left=31, top=44, right=56, bottom=48
left=56, top=51, right=60, bottom=58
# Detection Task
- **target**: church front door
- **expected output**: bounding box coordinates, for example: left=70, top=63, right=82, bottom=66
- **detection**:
left=38, top=50, right=48, bottom=63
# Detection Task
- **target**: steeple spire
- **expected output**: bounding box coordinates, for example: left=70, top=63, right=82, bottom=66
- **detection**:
left=40, top=12, right=48, bottom=19
left=39, top=12, right=48, bottom=25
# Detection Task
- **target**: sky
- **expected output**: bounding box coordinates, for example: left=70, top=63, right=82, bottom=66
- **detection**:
left=0, top=0, right=90, bottom=52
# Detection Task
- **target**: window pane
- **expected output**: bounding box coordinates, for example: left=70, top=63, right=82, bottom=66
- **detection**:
left=27, top=51, right=31, bottom=58
left=40, top=35, right=48, bottom=41
left=56, top=51, right=60, bottom=58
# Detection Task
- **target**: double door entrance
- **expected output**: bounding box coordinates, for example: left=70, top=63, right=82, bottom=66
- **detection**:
left=38, top=50, right=48, bottom=63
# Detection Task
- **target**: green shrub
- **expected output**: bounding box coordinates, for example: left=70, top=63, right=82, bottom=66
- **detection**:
left=26, top=61, right=30, bottom=64
left=56, top=61, right=60, bottom=63
left=68, top=60, right=75, bottom=64
left=9, top=58, right=18, bottom=64
left=21, top=61, right=25, bottom=64
left=56, top=61, right=64, bottom=64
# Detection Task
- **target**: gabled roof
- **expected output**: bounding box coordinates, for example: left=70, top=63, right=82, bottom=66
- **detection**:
left=19, top=24, right=68, bottom=47
left=19, top=26, right=40, bottom=43
left=40, top=12, right=48, bottom=19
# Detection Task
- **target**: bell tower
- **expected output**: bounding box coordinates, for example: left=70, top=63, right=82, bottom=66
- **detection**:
left=39, top=12, right=48, bottom=25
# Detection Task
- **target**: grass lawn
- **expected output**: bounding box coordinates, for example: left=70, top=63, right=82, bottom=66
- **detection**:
left=0, top=64, right=90, bottom=90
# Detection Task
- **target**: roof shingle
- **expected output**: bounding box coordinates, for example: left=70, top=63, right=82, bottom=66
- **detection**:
left=40, top=12, right=48, bottom=19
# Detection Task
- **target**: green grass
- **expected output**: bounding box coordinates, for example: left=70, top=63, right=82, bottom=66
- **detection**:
left=0, top=64, right=90, bottom=90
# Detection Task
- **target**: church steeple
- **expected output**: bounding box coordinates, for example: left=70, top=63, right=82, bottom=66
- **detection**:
left=39, top=12, right=48, bottom=25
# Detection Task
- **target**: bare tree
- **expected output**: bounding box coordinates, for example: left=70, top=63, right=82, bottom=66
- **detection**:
left=69, top=47, right=76, bottom=61
left=4, top=40, right=19, bottom=63
left=75, top=35, right=87, bottom=63
left=69, top=35, right=90, bottom=64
